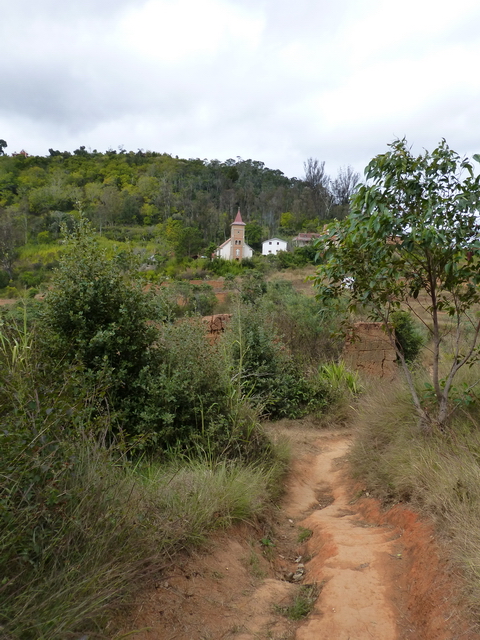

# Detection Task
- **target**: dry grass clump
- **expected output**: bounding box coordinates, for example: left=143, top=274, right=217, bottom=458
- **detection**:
left=349, top=367, right=480, bottom=615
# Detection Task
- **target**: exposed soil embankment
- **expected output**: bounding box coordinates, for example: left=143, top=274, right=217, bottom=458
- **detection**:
left=119, top=423, right=479, bottom=640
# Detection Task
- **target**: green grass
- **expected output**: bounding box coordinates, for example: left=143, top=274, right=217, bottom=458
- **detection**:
left=275, top=583, right=321, bottom=620
left=0, top=309, right=290, bottom=639
left=320, top=361, right=362, bottom=395
left=17, top=242, right=64, bottom=262
left=1, top=444, right=287, bottom=639
left=297, top=527, right=313, bottom=543
left=137, top=457, right=285, bottom=543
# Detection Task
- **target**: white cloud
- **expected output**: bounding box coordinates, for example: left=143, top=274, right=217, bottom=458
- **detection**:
left=118, top=0, right=264, bottom=63
left=1, top=0, right=480, bottom=178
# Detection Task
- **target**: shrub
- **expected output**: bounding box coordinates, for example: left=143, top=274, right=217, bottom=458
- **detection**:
left=36, top=230, right=51, bottom=244
left=5, top=286, right=18, bottom=298
left=391, top=310, right=424, bottom=363
left=173, top=281, right=217, bottom=316
left=41, top=217, right=157, bottom=397
left=272, top=245, right=318, bottom=269
left=239, top=270, right=267, bottom=304
left=122, top=318, right=231, bottom=449
left=206, top=257, right=245, bottom=277
left=226, top=303, right=330, bottom=419
left=264, top=281, right=343, bottom=366
left=38, top=217, right=160, bottom=449
left=19, top=269, right=45, bottom=288
left=0, top=269, right=10, bottom=288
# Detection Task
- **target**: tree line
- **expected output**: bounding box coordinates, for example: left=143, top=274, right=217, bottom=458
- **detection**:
left=0, top=144, right=358, bottom=260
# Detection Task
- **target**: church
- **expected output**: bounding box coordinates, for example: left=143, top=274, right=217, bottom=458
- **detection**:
left=214, top=209, right=254, bottom=261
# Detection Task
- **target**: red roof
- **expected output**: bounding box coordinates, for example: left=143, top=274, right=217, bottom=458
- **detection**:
left=232, top=208, right=245, bottom=226
left=293, top=232, right=322, bottom=240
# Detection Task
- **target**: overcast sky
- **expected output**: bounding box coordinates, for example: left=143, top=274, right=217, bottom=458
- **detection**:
left=1, top=0, right=479, bottom=179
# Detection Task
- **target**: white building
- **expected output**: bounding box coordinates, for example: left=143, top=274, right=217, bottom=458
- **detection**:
left=262, top=238, right=288, bottom=256
left=215, top=209, right=254, bottom=261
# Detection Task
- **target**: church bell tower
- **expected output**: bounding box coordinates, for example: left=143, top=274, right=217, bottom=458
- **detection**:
left=230, top=208, right=246, bottom=261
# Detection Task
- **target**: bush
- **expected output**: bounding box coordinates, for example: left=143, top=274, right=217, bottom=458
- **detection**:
left=206, top=257, right=246, bottom=277
left=0, top=302, right=287, bottom=638
left=19, top=269, right=45, bottom=288
left=391, top=310, right=424, bottom=363
left=227, top=303, right=330, bottom=419
left=264, top=281, right=343, bottom=366
left=0, top=269, right=10, bottom=288
left=36, top=230, right=51, bottom=244
left=239, top=270, right=267, bottom=304
left=122, top=318, right=231, bottom=449
left=5, top=286, right=18, bottom=298
left=173, top=281, right=217, bottom=316
left=36, top=218, right=168, bottom=452
left=272, top=245, right=318, bottom=269
left=41, top=217, right=157, bottom=405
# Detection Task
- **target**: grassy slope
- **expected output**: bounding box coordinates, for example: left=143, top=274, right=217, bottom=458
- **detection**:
left=349, top=350, right=480, bottom=617
left=1, top=437, right=289, bottom=639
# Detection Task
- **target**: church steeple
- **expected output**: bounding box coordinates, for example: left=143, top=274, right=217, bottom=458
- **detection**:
left=230, top=208, right=246, bottom=260
left=233, top=208, right=245, bottom=226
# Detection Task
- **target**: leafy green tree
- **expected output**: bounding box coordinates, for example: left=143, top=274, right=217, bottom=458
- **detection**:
left=0, top=139, right=7, bottom=155
left=245, top=221, right=262, bottom=251
left=0, top=211, right=22, bottom=277
left=313, top=139, right=480, bottom=431
left=42, top=216, right=157, bottom=405
left=279, top=211, right=297, bottom=235
left=162, top=217, right=203, bottom=258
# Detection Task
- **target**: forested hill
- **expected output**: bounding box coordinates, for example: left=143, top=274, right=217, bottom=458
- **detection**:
left=0, top=148, right=358, bottom=250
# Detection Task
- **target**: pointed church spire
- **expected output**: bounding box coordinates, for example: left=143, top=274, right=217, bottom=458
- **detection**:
left=233, top=208, right=245, bottom=226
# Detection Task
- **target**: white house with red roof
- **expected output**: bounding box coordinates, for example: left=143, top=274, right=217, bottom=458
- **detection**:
left=215, top=209, right=254, bottom=260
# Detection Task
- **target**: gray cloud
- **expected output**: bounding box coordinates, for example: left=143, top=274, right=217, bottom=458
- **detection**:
left=1, top=0, right=480, bottom=178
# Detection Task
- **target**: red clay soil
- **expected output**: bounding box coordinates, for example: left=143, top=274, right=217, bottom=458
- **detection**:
left=117, top=423, right=480, bottom=640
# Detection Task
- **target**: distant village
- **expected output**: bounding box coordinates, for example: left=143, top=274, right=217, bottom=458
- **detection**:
left=214, top=209, right=322, bottom=260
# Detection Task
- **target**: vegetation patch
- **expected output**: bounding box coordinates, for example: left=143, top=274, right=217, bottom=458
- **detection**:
left=3, top=216, right=343, bottom=638
left=297, top=527, right=313, bottom=543
left=275, top=582, right=322, bottom=620
left=349, top=370, right=480, bottom=616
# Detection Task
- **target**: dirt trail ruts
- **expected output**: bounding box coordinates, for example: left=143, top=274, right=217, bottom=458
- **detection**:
left=118, top=425, right=478, bottom=640
left=287, top=435, right=397, bottom=640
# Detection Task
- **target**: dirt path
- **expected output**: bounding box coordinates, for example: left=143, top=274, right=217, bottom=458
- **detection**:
left=287, top=434, right=398, bottom=640
left=118, top=423, right=477, bottom=640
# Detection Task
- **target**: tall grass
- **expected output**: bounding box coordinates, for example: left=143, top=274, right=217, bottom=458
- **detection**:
left=349, top=363, right=480, bottom=615
left=17, top=243, right=63, bottom=263
left=320, top=361, right=362, bottom=396
left=1, top=442, right=287, bottom=639
left=0, top=308, right=289, bottom=639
